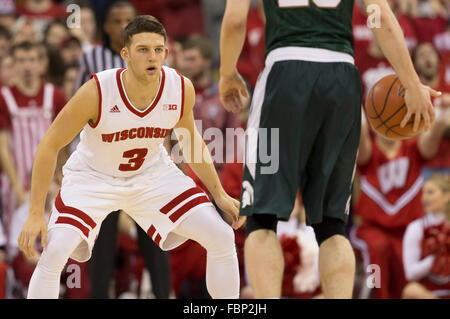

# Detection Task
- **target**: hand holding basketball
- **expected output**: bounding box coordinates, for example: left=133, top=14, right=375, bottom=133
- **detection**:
left=402, top=84, right=439, bottom=132
left=365, top=75, right=441, bottom=140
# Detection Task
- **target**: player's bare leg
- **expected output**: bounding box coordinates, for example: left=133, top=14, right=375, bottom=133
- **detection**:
left=318, top=234, right=355, bottom=299
left=244, top=229, right=284, bottom=298
left=402, top=282, right=438, bottom=299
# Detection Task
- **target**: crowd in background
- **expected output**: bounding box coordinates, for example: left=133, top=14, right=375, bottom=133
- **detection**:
left=0, top=0, right=448, bottom=299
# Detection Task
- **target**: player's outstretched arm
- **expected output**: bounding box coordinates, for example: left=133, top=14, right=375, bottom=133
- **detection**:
left=18, top=79, right=99, bottom=258
left=218, top=0, right=250, bottom=113
left=174, top=77, right=245, bottom=229
left=363, top=0, right=440, bottom=132
left=418, top=94, right=450, bottom=159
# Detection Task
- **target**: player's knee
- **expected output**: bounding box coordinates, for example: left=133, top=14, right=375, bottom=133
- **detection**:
left=39, top=239, right=71, bottom=272
left=205, top=221, right=236, bottom=258
left=312, top=217, right=346, bottom=246
left=245, top=214, right=278, bottom=238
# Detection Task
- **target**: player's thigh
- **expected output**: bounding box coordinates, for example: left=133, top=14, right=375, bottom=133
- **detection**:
left=126, top=161, right=216, bottom=251
left=241, top=60, right=318, bottom=221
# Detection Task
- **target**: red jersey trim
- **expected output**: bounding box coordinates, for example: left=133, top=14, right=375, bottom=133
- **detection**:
left=174, top=69, right=185, bottom=121
left=89, top=74, right=102, bottom=128
left=116, top=67, right=165, bottom=118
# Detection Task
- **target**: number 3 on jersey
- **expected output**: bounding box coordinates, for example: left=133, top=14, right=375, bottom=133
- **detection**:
left=278, top=0, right=341, bottom=8
left=119, top=148, right=148, bottom=171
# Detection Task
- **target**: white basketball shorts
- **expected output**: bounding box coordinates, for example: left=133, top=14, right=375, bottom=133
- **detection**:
left=48, top=151, right=214, bottom=262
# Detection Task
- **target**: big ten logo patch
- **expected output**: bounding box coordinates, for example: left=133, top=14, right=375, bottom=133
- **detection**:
left=163, top=104, right=177, bottom=111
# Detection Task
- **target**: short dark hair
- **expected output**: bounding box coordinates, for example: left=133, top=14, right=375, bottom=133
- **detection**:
left=11, top=41, right=36, bottom=56
left=182, top=34, right=214, bottom=61
left=123, top=15, right=167, bottom=47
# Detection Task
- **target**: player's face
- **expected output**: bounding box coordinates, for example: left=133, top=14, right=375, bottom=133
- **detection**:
left=14, top=49, right=40, bottom=82
left=123, top=32, right=168, bottom=80
left=421, top=181, right=449, bottom=214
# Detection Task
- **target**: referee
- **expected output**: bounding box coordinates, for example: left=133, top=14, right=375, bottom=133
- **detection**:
left=73, top=1, right=171, bottom=299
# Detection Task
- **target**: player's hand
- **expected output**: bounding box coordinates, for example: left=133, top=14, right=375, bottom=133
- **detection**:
left=18, top=214, right=47, bottom=259
left=402, top=85, right=440, bottom=132
left=214, top=192, right=246, bottom=229
left=219, top=71, right=249, bottom=113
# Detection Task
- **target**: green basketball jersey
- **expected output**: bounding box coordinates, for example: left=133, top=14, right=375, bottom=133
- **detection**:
left=263, top=0, right=355, bottom=57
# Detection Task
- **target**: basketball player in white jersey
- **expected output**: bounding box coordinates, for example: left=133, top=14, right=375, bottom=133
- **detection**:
left=18, top=15, right=244, bottom=299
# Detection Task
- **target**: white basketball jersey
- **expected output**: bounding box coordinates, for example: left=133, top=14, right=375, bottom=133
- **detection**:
left=73, top=66, right=184, bottom=177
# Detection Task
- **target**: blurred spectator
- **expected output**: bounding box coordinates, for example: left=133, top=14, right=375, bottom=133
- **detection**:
left=0, top=41, right=66, bottom=242
left=0, top=0, right=16, bottom=31
left=0, top=54, right=16, bottom=87
left=65, top=0, right=99, bottom=51
left=407, top=0, right=447, bottom=44
left=60, top=35, right=82, bottom=66
left=402, top=173, right=450, bottom=299
left=237, top=0, right=265, bottom=90
left=36, top=42, right=65, bottom=86
left=43, top=19, right=70, bottom=48
left=74, top=0, right=134, bottom=90
left=166, top=37, right=183, bottom=70
left=200, top=0, right=226, bottom=68
left=11, top=16, right=39, bottom=44
left=0, top=25, right=12, bottom=59
left=61, top=63, right=78, bottom=100
left=412, top=42, right=450, bottom=176
left=181, top=34, right=242, bottom=175
left=350, top=106, right=449, bottom=299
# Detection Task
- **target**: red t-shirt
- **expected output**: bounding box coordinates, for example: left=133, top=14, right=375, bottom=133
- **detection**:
left=356, top=138, right=426, bottom=230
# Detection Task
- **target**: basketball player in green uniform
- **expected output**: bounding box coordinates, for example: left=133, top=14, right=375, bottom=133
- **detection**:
left=219, top=0, right=440, bottom=298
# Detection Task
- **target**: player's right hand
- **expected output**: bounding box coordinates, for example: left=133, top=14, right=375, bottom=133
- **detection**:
left=18, top=215, right=47, bottom=259
left=402, top=85, right=440, bottom=132
left=219, top=71, right=249, bottom=113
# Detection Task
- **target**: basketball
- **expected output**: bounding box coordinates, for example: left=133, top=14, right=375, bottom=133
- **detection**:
left=365, top=74, right=424, bottom=140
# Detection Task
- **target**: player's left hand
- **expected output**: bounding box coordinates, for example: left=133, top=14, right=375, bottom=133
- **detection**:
left=219, top=71, right=249, bottom=113
left=214, top=192, right=246, bottom=229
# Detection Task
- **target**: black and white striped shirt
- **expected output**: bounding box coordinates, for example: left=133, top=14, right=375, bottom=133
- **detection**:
left=75, top=45, right=127, bottom=90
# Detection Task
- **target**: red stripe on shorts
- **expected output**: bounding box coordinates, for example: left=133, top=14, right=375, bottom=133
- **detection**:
left=169, top=196, right=210, bottom=223
left=55, top=192, right=97, bottom=229
left=160, top=187, right=204, bottom=215
left=147, top=225, right=156, bottom=238
left=56, top=216, right=90, bottom=238
left=154, top=234, right=162, bottom=246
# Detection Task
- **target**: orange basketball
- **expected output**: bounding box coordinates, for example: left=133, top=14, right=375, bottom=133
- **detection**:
left=365, top=74, right=424, bottom=140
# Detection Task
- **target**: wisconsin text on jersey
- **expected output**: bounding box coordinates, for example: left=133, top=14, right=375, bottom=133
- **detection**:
left=101, top=126, right=171, bottom=142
